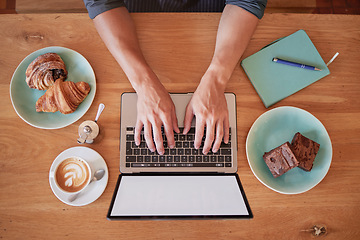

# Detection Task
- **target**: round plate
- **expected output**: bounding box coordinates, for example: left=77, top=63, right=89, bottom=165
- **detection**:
left=246, top=106, right=332, bottom=194
left=49, top=147, right=108, bottom=206
left=10, top=46, right=96, bottom=129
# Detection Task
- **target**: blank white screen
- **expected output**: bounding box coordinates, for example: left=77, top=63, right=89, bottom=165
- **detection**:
left=110, top=175, right=249, bottom=217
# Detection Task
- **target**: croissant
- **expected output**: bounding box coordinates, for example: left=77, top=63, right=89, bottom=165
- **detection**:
left=36, top=79, right=90, bottom=114
left=26, top=53, right=68, bottom=90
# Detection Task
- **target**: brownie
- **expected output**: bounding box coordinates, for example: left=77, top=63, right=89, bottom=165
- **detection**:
left=291, top=132, right=320, bottom=171
left=263, top=142, right=299, bottom=178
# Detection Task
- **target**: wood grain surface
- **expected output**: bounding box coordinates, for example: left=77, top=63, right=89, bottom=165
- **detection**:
left=16, top=0, right=87, bottom=13
left=0, top=13, right=359, bottom=239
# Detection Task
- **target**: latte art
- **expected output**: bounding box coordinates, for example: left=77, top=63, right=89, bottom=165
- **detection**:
left=55, top=157, right=90, bottom=193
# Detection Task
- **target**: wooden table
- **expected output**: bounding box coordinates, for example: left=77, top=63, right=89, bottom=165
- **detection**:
left=0, top=13, right=359, bottom=239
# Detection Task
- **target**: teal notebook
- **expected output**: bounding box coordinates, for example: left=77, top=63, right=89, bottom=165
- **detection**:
left=241, top=30, right=330, bottom=108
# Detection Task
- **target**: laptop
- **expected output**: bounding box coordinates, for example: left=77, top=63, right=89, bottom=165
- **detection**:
left=107, top=93, right=252, bottom=220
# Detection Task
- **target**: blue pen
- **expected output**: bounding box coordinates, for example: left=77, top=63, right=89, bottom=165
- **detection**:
left=272, top=58, right=321, bottom=71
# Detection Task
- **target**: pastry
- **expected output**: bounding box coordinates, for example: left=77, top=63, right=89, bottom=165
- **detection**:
left=36, top=79, right=90, bottom=114
left=25, top=53, right=68, bottom=90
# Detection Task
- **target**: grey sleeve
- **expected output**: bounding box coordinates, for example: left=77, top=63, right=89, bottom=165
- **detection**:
left=225, top=0, right=267, bottom=19
left=83, top=0, right=126, bottom=19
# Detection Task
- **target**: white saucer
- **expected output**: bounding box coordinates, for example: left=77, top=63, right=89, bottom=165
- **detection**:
left=49, top=146, right=108, bottom=206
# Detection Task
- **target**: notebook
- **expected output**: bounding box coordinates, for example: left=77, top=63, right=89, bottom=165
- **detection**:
left=107, top=92, right=252, bottom=219
left=241, top=29, right=330, bottom=108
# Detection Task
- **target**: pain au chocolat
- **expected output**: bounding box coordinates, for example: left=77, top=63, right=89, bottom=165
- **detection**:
left=25, top=53, right=68, bottom=90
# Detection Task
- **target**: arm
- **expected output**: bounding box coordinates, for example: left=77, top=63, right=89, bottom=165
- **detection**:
left=93, top=7, right=179, bottom=154
left=183, top=4, right=259, bottom=154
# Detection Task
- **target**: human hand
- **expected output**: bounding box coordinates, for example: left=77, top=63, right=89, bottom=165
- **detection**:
left=135, top=80, right=179, bottom=155
left=183, top=70, right=230, bottom=155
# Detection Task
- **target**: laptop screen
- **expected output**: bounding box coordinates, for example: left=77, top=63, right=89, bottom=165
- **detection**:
left=107, top=174, right=252, bottom=219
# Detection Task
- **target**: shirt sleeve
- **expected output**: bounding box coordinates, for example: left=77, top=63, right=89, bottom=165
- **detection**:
left=83, top=0, right=126, bottom=19
left=225, top=0, right=267, bottom=19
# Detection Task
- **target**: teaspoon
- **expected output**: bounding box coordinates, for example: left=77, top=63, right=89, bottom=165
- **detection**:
left=68, top=169, right=106, bottom=202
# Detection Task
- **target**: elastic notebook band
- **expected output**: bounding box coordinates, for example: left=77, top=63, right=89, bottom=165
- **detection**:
left=326, top=52, right=339, bottom=66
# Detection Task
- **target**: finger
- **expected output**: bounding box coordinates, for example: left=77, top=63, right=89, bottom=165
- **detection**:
left=212, top=121, right=224, bottom=153
left=134, top=120, right=143, bottom=146
left=152, top=122, right=164, bottom=155
left=162, top=116, right=175, bottom=149
left=194, top=117, right=205, bottom=149
left=172, top=109, right=180, bottom=134
left=143, top=121, right=155, bottom=152
left=203, top=121, right=215, bottom=155
left=223, top=117, right=230, bottom=144
left=183, top=104, right=194, bottom=134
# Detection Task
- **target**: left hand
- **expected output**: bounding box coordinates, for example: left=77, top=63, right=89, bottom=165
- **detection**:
left=183, top=70, right=230, bottom=155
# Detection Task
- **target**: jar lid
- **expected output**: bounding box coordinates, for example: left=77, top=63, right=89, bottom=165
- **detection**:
left=77, top=120, right=99, bottom=144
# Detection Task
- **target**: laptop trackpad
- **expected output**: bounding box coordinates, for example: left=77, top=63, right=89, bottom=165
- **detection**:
left=107, top=174, right=252, bottom=219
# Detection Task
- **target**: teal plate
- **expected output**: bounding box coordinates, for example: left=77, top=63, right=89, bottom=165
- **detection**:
left=10, top=46, right=96, bottom=129
left=246, top=106, right=332, bottom=194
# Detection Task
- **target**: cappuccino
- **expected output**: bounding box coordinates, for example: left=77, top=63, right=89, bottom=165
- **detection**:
left=55, top=157, right=90, bottom=193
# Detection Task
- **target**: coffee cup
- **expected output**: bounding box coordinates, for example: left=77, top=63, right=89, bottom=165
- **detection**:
left=50, top=156, right=92, bottom=194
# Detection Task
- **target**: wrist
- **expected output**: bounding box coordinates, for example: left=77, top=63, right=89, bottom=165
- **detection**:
left=131, top=70, right=164, bottom=97
left=210, top=55, right=236, bottom=79
left=200, top=63, right=231, bottom=92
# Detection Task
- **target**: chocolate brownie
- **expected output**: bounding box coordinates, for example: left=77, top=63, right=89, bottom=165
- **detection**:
left=263, top=142, right=299, bottom=178
left=291, top=132, right=320, bottom=171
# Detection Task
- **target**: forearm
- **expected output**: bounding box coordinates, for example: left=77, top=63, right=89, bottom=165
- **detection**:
left=93, top=7, right=179, bottom=153
left=206, top=4, right=259, bottom=89
left=93, top=7, right=158, bottom=93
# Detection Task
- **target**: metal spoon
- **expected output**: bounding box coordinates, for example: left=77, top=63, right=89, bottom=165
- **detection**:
left=94, top=103, right=105, bottom=123
left=68, top=169, right=106, bottom=202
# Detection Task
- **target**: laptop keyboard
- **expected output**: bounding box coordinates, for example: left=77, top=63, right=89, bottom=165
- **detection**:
left=125, top=127, right=232, bottom=168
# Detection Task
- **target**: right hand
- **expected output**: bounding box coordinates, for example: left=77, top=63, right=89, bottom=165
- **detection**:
left=135, top=80, right=179, bottom=155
